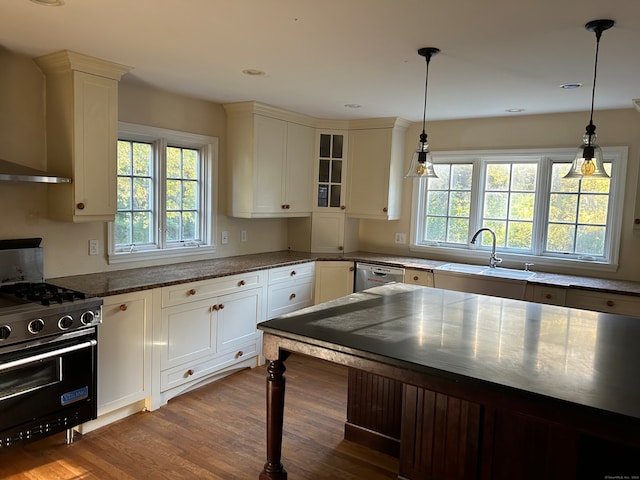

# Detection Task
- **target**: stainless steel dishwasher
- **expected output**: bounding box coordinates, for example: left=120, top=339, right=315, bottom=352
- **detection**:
left=355, top=262, right=405, bottom=292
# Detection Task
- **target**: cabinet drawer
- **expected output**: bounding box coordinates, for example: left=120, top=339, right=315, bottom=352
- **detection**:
left=161, top=271, right=264, bottom=308
left=267, top=279, right=314, bottom=319
left=160, top=340, right=258, bottom=392
left=404, top=269, right=434, bottom=288
left=268, top=262, right=315, bottom=285
left=529, top=285, right=567, bottom=306
left=565, top=289, right=640, bottom=317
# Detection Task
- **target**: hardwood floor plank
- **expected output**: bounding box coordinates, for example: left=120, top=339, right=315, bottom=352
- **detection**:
left=0, top=354, right=398, bottom=479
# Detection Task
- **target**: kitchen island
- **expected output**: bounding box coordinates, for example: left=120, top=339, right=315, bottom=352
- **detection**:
left=257, top=283, right=640, bottom=480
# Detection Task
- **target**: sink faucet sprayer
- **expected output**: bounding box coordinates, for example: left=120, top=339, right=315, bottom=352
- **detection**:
left=470, top=228, right=502, bottom=268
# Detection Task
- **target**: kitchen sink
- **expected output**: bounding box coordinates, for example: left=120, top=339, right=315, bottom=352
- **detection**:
left=433, top=263, right=536, bottom=300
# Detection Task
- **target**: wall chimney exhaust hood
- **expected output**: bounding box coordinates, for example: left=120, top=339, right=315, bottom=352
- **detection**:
left=0, top=158, right=71, bottom=183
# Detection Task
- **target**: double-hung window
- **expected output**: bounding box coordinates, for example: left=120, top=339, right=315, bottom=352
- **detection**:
left=108, top=122, right=218, bottom=263
left=411, top=147, right=627, bottom=271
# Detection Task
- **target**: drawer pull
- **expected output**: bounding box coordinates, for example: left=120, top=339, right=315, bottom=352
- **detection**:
left=382, top=207, right=388, bottom=213
left=238, top=280, right=246, bottom=286
left=236, top=350, right=244, bottom=358
left=211, top=305, right=219, bottom=311
left=413, top=276, right=419, bottom=281
left=186, top=369, right=194, bottom=377
left=340, top=205, right=346, bottom=210
left=545, top=294, right=553, bottom=299
left=349, top=266, right=354, bottom=272
left=338, top=246, right=344, bottom=251
left=606, top=300, right=615, bottom=307
left=289, top=293, right=296, bottom=301
left=219, top=304, right=224, bottom=310
left=188, top=289, right=196, bottom=296
left=119, top=304, right=128, bottom=311
left=290, top=270, right=296, bottom=276
left=76, top=202, right=85, bottom=210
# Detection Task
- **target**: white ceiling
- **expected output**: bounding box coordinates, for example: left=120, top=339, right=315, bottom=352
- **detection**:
left=1, top=0, right=639, bottom=122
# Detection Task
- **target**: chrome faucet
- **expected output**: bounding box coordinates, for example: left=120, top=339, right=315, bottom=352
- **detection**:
left=470, top=228, right=502, bottom=268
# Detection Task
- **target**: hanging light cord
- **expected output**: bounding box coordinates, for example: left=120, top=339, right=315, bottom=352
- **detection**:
left=588, top=29, right=603, bottom=131
left=421, top=55, right=432, bottom=139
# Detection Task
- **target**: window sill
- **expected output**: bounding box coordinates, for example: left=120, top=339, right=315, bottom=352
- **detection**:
left=408, top=244, right=618, bottom=274
left=108, top=245, right=217, bottom=265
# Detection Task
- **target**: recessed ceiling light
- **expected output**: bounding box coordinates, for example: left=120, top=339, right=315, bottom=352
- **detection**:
left=344, top=104, right=361, bottom=109
left=506, top=108, right=525, bottom=113
left=560, top=83, right=583, bottom=89
left=30, top=0, right=64, bottom=6
left=242, top=69, right=266, bottom=76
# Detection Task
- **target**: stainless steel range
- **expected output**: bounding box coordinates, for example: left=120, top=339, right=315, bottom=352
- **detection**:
left=0, top=238, right=102, bottom=448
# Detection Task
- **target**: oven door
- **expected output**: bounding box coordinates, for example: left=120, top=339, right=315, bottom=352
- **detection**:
left=0, top=329, right=97, bottom=448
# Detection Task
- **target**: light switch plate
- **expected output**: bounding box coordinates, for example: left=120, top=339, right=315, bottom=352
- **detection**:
left=221, top=231, right=228, bottom=244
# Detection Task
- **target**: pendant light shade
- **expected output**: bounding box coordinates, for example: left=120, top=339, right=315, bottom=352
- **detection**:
left=564, top=19, right=614, bottom=179
left=405, top=47, right=440, bottom=178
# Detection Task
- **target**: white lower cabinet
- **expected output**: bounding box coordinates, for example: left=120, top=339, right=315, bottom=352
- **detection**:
left=565, top=289, right=640, bottom=316
left=314, top=261, right=355, bottom=304
left=153, top=272, right=266, bottom=407
left=267, top=262, right=315, bottom=319
left=78, top=290, right=153, bottom=433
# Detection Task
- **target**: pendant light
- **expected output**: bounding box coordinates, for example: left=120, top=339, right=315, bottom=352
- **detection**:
left=405, top=47, right=440, bottom=178
left=564, top=19, right=614, bottom=179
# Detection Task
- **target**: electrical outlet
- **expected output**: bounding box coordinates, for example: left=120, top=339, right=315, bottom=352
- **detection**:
left=395, top=233, right=407, bottom=244
left=221, top=231, right=228, bottom=245
left=89, top=239, right=99, bottom=255
left=241, top=230, right=247, bottom=242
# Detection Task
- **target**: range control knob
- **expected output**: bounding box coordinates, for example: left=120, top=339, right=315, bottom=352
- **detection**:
left=58, top=315, right=74, bottom=330
left=28, top=319, right=45, bottom=334
left=0, top=325, right=11, bottom=340
left=80, top=310, right=96, bottom=325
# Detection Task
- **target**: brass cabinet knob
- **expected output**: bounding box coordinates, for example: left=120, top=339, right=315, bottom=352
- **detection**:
left=606, top=300, right=615, bottom=307
left=413, top=276, right=419, bottom=281
left=186, top=369, right=194, bottom=376
left=382, top=207, right=388, bottom=213
left=188, top=289, right=196, bottom=296
left=290, top=270, right=296, bottom=276
left=119, top=304, right=128, bottom=311
left=545, top=293, right=553, bottom=299
left=349, top=266, right=354, bottom=272
left=238, top=280, right=246, bottom=286
left=76, top=202, right=85, bottom=210
left=338, top=246, right=344, bottom=251
left=289, top=293, right=296, bottom=300
left=219, top=304, right=224, bottom=310
left=211, top=304, right=219, bottom=311
left=340, top=205, right=346, bottom=210
left=236, top=350, right=244, bottom=358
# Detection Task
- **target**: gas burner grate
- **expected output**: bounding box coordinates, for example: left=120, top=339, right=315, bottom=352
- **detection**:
left=0, top=283, right=86, bottom=306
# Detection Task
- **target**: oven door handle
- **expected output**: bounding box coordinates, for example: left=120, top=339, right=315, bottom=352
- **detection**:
left=0, top=339, right=97, bottom=373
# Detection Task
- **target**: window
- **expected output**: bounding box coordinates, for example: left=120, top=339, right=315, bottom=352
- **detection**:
left=109, top=122, right=218, bottom=263
left=410, top=147, right=627, bottom=271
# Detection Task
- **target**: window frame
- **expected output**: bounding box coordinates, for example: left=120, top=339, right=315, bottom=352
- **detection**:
left=108, top=122, right=218, bottom=264
left=409, top=147, right=627, bottom=273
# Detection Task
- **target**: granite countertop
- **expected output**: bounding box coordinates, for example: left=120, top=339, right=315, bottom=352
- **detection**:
left=47, top=250, right=640, bottom=298
left=259, top=283, right=640, bottom=421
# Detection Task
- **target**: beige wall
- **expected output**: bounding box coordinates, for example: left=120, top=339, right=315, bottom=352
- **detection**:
left=0, top=51, right=287, bottom=279
left=359, top=109, right=640, bottom=281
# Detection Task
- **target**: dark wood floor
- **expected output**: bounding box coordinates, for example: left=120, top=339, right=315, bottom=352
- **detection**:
left=0, top=354, right=398, bottom=479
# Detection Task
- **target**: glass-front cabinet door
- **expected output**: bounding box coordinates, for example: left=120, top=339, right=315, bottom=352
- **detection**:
left=315, top=130, right=347, bottom=211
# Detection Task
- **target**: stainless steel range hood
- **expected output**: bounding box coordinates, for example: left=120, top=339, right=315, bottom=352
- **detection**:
left=0, top=158, right=71, bottom=183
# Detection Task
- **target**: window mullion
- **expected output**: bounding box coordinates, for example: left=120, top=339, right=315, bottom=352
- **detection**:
left=156, top=138, right=167, bottom=249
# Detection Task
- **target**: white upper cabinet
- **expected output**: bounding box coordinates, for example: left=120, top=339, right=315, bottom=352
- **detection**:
left=224, top=102, right=315, bottom=218
left=35, top=50, right=130, bottom=222
left=346, top=118, right=410, bottom=220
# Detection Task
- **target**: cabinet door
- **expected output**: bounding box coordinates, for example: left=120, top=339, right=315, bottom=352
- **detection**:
left=72, top=71, right=119, bottom=220
left=404, top=268, right=434, bottom=287
left=315, top=131, right=347, bottom=211
left=285, top=122, right=314, bottom=213
left=565, top=289, right=640, bottom=316
left=98, top=290, right=152, bottom=414
left=217, top=288, right=262, bottom=353
left=315, top=261, right=355, bottom=304
left=311, top=212, right=346, bottom=253
left=347, top=128, right=393, bottom=219
left=161, top=297, right=218, bottom=370
left=253, top=115, right=287, bottom=213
